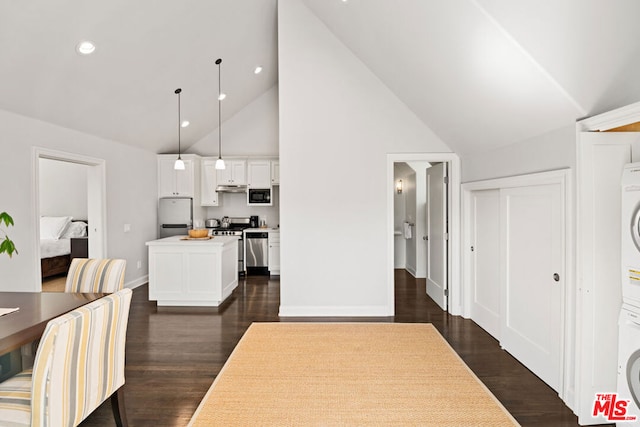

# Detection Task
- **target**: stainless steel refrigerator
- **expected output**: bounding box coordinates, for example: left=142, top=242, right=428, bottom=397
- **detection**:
left=158, top=197, right=192, bottom=238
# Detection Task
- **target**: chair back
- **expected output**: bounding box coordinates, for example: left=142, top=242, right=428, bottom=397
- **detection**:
left=30, top=288, right=133, bottom=426
left=65, top=258, right=126, bottom=292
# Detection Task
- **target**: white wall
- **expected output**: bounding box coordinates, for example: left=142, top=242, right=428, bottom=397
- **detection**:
left=407, top=161, right=430, bottom=279
left=461, top=125, right=576, bottom=183
left=393, top=164, right=410, bottom=269
left=188, top=86, right=279, bottom=157
left=0, top=109, right=157, bottom=291
left=39, top=158, right=88, bottom=219
left=404, top=171, right=417, bottom=275
left=278, top=0, right=451, bottom=316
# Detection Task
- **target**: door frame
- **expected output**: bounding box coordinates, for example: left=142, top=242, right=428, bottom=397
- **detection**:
left=461, top=168, right=572, bottom=400
left=574, top=100, right=640, bottom=421
left=387, top=153, right=461, bottom=315
left=32, top=147, right=107, bottom=289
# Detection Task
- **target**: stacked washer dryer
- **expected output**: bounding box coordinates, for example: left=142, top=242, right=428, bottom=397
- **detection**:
left=619, top=162, right=640, bottom=425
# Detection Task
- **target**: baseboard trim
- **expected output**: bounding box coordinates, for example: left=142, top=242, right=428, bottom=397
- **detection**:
left=279, top=305, right=393, bottom=317
left=125, top=275, right=148, bottom=290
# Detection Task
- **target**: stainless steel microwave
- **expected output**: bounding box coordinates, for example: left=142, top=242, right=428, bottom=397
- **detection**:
left=248, top=188, right=272, bottom=205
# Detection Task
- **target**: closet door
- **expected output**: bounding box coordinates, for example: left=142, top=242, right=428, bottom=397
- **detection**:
left=500, top=183, right=564, bottom=392
left=469, top=189, right=501, bottom=339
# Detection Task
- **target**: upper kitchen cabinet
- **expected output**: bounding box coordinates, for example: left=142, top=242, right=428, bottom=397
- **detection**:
left=200, top=159, right=219, bottom=206
left=271, top=161, right=280, bottom=186
left=247, top=160, right=272, bottom=189
left=158, top=154, right=198, bottom=198
left=216, top=160, right=246, bottom=185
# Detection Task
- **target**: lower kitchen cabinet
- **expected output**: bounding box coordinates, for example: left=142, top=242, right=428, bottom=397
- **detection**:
left=268, top=231, right=280, bottom=275
left=146, top=236, right=238, bottom=306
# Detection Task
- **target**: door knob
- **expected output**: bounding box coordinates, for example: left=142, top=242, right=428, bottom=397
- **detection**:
left=553, top=273, right=560, bottom=282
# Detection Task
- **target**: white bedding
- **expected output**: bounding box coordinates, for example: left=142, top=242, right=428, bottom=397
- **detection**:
left=40, top=238, right=70, bottom=259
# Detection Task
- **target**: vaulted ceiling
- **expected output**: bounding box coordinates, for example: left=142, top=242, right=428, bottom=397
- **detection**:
left=1, top=0, right=639, bottom=155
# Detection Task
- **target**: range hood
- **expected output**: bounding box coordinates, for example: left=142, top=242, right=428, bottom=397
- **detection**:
left=216, top=184, right=247, bottom=193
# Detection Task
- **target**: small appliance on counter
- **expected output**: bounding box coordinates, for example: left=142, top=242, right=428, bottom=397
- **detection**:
left=205, top=218, right=219, bottom=228
left=250, top=215, right=259, bottom=228
left=158, top=197, right=193, bottom=238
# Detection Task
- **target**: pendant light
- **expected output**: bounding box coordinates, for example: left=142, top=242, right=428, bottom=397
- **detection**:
left=174, top=88, right=185, bottom=170
left=215, top=58, right=226, bottom=170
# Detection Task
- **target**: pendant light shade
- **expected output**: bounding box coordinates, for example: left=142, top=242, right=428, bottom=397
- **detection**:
left=215, top=58, right=226, bottom=170
left=174, top=88, right=185, bottom=170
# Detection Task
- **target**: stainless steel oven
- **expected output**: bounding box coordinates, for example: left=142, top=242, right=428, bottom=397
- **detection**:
left=207, top=217, right=251, bottom=274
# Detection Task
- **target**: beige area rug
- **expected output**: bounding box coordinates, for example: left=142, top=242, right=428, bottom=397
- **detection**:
left=189, top=323, right=519, bottom=426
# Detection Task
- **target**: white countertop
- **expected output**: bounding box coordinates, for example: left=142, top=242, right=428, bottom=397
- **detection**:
left=146, top=235, right=238, bottom=246
left=243, top=228, right=280, bottom=233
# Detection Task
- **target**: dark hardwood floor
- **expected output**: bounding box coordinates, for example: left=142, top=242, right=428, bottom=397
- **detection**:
left=81, top=270, right=598, bottom=426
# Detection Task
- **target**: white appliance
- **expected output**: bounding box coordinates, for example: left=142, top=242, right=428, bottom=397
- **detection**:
left=618, top=304, right=640, bottom=426
left=158, top=197, right=192, bottom=238
left=618, top=164, right=640, bottom=424
left=622, top=163, right=640, bottom=304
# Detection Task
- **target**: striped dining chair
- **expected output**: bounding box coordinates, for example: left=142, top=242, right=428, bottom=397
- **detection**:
left=65, top=258, right=127, bottom=293
left=0, top=288, right=133, bottom=427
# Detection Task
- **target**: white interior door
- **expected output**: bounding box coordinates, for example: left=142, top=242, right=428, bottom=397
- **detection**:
left=500, top=183, right=563, bottom=392
left=470, top=189, right=501, bottom=339
left=426, top=163, right=447, bottom=310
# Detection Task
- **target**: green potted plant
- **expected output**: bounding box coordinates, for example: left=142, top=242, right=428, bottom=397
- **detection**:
left=0, top=212, right=17, bottom=258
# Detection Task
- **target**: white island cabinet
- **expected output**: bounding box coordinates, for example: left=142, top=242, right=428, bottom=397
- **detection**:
left=146, top=235, right=238, bottom=306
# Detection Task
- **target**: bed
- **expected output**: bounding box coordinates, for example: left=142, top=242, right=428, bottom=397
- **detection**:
left=40, top=216, right=88, bottom=278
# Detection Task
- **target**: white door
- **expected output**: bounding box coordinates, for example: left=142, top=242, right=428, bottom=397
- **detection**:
left=469, top=189, right=501, bottom=339
left=426, top=163, right=447, bottom=310
left=500, top=183, right=563, bottom=392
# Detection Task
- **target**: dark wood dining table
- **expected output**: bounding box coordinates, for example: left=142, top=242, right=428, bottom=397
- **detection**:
left=0, top=292, right=106, bottom=354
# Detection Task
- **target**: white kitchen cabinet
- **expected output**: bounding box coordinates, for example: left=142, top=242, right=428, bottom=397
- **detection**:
left=271, top=161, right=280, bottom=185
left=146, top=236, right=238, bottom=306
left=217, top=160, right=246, bottom=185
left=247, top=160, right=271, bottom=189
left=200, top=159, right=219, bottom=206
left=158, top=155, right=195, bottom=197
left=268, top=230, right=280, bottom=275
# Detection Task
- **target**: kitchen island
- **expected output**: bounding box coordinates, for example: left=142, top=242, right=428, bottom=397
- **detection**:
left=146, top=235, right=238, bottom=306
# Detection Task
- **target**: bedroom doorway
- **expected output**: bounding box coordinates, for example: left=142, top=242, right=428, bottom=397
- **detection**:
left=33, top=148, right=107, bottom=291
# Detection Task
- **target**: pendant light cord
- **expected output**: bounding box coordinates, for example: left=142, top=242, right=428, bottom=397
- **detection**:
left=175, top=88, right=182, bottom=160
left=216, top=58, right=222, bottom=160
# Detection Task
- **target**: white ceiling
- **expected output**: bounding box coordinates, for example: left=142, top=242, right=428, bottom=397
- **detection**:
left=0, top=0, right=278, bottom=153
left=301, top=0, right=640, bottom=155
left=2, top=0, right=640, bottom=155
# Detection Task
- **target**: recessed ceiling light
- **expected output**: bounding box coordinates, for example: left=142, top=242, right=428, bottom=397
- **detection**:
left=218, top=93, right=226, bottom=101
left=76, top=41, right=96, bottom=55
left=181, top=120, right=190, bottom=128
left=254, top=66, right=263, bottom=74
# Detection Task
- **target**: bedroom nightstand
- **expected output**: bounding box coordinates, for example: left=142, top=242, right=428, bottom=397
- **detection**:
left=70, top=237, right=88, bottom=259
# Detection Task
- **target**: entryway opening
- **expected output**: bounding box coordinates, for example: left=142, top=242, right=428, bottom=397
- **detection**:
left=387, top=153, right=461, bottom=316
left=33, top=148, right=107, bottom=291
